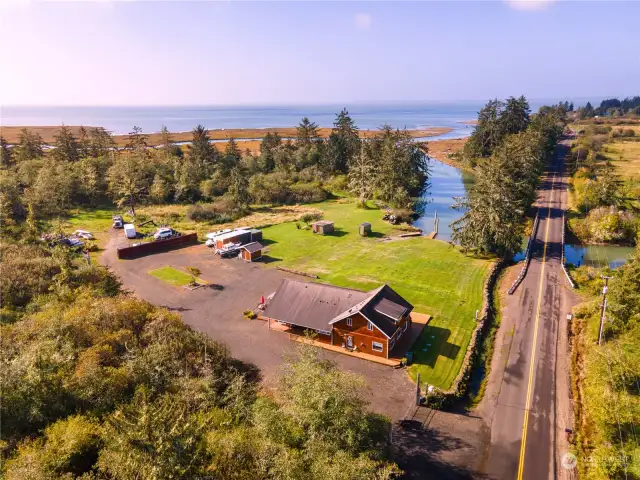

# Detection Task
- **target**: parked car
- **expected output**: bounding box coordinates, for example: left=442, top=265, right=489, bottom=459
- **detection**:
left=219, top=246, right=241, bottom=258
left=112, top=215, right=124, bottom=229
left=124, top=224, right=137, bottom=239
left=153, top=227, right=179, bottom=241
left=73, top=229, right=94, bottom=239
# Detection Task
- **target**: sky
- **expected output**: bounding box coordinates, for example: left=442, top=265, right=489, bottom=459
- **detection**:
left=1, top=0, right=639, bottom=106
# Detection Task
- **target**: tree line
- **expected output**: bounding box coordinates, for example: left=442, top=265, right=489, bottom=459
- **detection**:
left=577, top=96, right=640, bottom=119
left=0, top=230, right=399, bottom=479
left=451, top=98, right=567, bottom=257
left=0, top=110, right=428, bottom=229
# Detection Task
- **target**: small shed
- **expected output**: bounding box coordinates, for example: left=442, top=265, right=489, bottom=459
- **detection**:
left=214, top=229, right=252, bottom=249
left=359, top=222, right=372, bottom=237
left=240, top=242, right=263, bottom=262
left=312, top=220, right=335, bottom=235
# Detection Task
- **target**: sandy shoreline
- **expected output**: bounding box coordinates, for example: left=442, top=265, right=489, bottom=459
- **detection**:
left=1, top=125, right=452, bottom=146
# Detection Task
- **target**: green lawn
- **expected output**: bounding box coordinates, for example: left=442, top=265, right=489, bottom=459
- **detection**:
left=148, top=266, right=203, bottom=287
left=261, top=200, right=492, bottom=389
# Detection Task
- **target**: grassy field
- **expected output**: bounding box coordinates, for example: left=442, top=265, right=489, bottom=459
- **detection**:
left=65, top=200, right=492, bottom=388
left=261, top=200, right=492, bottom=389
left=148, top=266, right=203, bottom=287
left=602, top=140, right=640, bottom=179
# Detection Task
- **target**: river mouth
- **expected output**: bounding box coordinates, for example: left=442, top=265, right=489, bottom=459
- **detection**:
left=415, top=157, right=634, bottom=268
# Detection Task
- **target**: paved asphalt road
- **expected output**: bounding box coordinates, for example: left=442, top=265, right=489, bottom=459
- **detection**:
left=482, top=139, right=577, bottom=480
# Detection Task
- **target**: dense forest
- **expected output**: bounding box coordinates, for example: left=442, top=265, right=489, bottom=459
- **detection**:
left=0, top=231, right=399, bottom=479
left=0, top=110, right=428, bottom=233
left=451, top=97, right=567, bottom=256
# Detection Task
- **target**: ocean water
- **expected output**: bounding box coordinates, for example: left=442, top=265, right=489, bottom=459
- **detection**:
left=0, top=103, right=488, bottom=137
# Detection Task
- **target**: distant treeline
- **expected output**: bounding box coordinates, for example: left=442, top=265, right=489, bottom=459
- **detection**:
left=452, top=97, right=567, bottom=257
left=576, top=96, right=640, bottom=119
left=0, top=110, right=428, bottom=231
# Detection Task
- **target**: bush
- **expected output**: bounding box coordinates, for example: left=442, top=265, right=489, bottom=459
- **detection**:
left=248, top=172, right=328, bottom=205
left=300, top=212, right=323, bottom=224
left=391, top=208, right=415, bottom=223
left=186, top=198, right=247, bottom=224
left=289, top=182, right=327, bottom=203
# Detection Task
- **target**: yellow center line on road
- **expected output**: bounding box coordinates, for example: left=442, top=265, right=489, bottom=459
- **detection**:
left=516, top=173, right=556, bottom=480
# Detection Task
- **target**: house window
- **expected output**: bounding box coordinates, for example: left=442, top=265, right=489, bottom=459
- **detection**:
left=403, top=321, right=409, bottom=331
left=367, top=321, right=373, bottom=331
left=397, top=330, right=403, bottom=341
left=389, top=338, right=395, bottom=350
left=372, top=341, right=384, bottom=352
left=346, top=317, right=352, bottom=327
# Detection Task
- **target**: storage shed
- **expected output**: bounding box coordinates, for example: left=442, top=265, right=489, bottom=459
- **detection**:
left=312, top=220, right=334, bottom=235
left=359, top=222, right=372, bottom=236
left=214, top=229, right=252, bottom=249
left=239, top=242, right=263, bottom=262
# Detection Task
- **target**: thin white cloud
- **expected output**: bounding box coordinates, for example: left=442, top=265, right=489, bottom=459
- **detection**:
left=505, top=0, right=556, bottom=11
left=355, top=13, right=372, bottom=30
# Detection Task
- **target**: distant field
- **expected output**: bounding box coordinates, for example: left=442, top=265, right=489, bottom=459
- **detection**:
left=0, top=125, right=452, bottom=148
left=603, top=140, right=640, bottom=178
left=261, top=200, right=492, bottom=389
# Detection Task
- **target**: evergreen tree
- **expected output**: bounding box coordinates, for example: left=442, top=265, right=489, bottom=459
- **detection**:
left=296, top=117, right=319, bottom=147
left=259, top=132, right=281, bottom=172
left=159, top=125, right=182, bottom=159
left=89, top=127, right=116, bottom=157
left=15, top=128, right=44, bottom=162
left=223, top=137, right=242, bottom=172
left=500, top=96, right=530, bottom=136
left=125, top=126, right=149, bottom=153
left=77, top=126, right=92, bottom=158
left=188, top=125, right=217, bottom=173
left=107, top=153, right=151, bottom=217
left=324, top=108, right=360, bottom=173
left=52, top=125, right=80, bottom=162
left=228, top=165, right=250, bottom=208
left=348, top=142, right=375, bottom=206
left=0, top=136, right=12, bottom=166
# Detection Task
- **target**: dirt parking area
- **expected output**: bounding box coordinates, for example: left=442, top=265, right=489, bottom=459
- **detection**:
left=101, top=233, right=415, bottom=420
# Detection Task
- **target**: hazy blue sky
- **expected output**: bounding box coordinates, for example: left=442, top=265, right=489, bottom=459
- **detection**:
left=1, top=0, right=638, bottom=106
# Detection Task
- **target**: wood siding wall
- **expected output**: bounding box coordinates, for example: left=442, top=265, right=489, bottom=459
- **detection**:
left=332, top=313, right=388, bottom=358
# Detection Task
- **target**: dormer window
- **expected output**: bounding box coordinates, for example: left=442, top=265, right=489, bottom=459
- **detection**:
left=346, top=317, right=352, bottom=327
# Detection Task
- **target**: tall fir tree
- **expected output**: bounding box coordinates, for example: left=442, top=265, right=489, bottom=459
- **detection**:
left=296, top=117, right=319, bottom=147
left=15, top=128, right=44, bottom=162
left=52, top=125, right=80, bottom=162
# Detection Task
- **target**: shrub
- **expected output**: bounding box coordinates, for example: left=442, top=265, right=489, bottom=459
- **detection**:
left=186, top=198, right=247, bottom=224
left=289, top=182, right=327, bottom=203
left=300, top=212, right=323, bottom=224
left=391, top=208, right=415, bottom=223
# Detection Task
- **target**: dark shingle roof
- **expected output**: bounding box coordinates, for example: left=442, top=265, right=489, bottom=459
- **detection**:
left=241, top=242, right=263, bottom=253
left=264, top=279, right=368, bottom=332
left=330, top=284, right=414, bottom=338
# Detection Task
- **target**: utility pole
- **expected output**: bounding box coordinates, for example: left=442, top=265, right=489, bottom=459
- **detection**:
left=597, top=275, right=613, bottom=345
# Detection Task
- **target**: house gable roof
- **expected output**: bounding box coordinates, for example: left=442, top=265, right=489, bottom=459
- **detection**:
left=329, top=284, right=413, bottom=338
left=263, top=279, right=368, bottom=332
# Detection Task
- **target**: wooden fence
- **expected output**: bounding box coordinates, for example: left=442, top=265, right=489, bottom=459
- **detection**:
left=116, top=233, right=198, bottom=259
